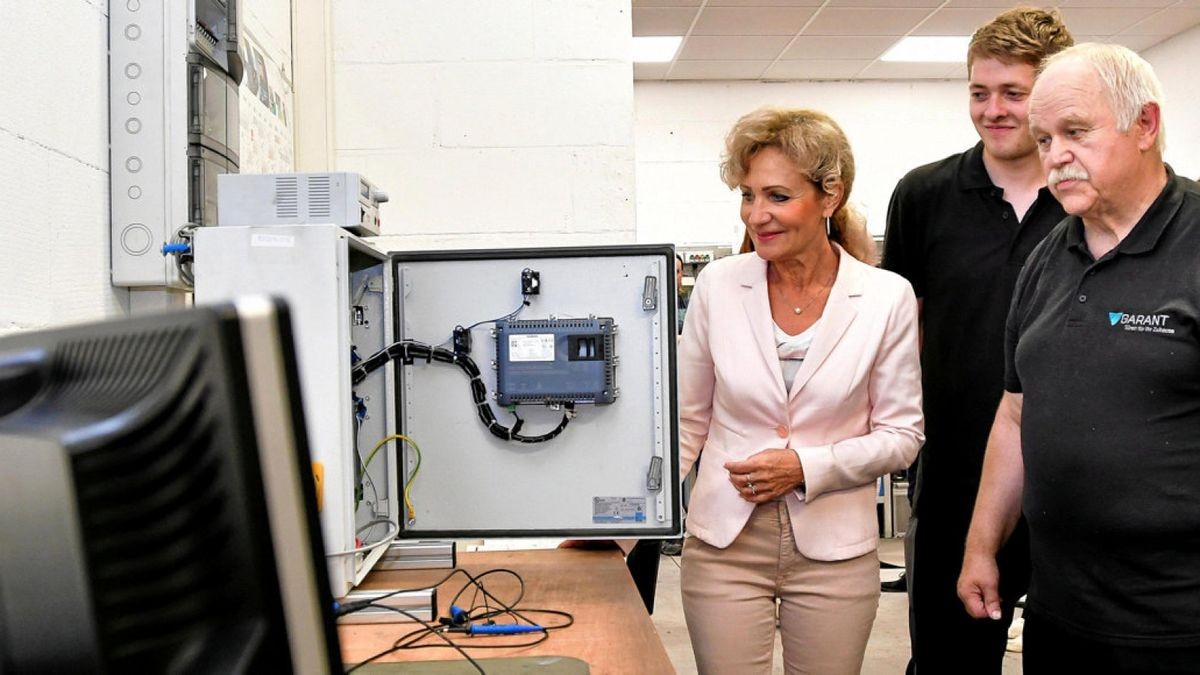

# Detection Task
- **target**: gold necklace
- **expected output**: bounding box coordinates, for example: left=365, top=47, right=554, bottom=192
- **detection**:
left=792, top=288, right=823, bottom=315
left=776, top=268, right=835, bottom=315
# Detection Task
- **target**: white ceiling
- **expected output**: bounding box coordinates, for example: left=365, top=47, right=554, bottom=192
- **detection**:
left=632, top=0, right=1200, bottom=81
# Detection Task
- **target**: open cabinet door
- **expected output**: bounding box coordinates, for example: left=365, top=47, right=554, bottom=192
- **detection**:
left=386, top=245, right=681, bottom=539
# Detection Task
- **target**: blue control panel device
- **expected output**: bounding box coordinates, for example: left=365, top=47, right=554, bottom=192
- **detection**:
left=494, top=317, right=617, bottom=406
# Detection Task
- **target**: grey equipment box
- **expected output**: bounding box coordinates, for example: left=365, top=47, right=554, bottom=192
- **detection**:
left=494, top=317, right=618, bottom=406
left=217, top=172, right=388, bottom=236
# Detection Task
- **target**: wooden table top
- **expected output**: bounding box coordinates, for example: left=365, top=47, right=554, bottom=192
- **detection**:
left=338, top=548, right=675, bottom=674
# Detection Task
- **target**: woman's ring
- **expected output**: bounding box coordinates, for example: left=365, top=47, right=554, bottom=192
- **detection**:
left=749, top=482, right=757, bottom=495
left=745, top=474, right=753, bottom=487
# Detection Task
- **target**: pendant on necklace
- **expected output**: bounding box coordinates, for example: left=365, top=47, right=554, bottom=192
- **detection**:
left=793, top=306, right=802, bottom=315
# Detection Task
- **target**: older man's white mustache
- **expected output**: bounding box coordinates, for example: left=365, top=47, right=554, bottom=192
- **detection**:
left=1049, top=166, right=1090, bottom=185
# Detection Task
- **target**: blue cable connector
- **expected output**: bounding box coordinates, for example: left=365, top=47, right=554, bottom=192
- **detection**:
left=464, top=623, right=544, bottom=635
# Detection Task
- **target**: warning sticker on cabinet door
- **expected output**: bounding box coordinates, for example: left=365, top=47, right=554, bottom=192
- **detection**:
left=508, top=334, right=555, bottom=362
left=593, top=497, right=647, bottom=523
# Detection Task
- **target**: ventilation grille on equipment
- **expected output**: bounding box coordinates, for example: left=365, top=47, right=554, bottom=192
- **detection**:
left=193, top=23, right=218, bottom=51
left=75, top=373, right=230, bottom=664
left=307, top=175, right=332, bottom=218
left=512, top=319, right=597, bottom=330
left=64, top=338, right=250, bottom=668
left=505, top=391, right=599, bottom=403
left=274, top=176, right=298, bottom=219
left=47, top=329, right=191, bottom=413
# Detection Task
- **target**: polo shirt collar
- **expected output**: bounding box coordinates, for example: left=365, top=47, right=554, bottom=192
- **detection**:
left=957, top=142, right=993, bottom=192
left=957, top=142, right=1056, bottom=203
left=1065, top=164, right=1180, bottom=258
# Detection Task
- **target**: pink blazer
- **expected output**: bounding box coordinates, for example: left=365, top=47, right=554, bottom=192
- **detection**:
left=679, top=245, right=924, bottom=560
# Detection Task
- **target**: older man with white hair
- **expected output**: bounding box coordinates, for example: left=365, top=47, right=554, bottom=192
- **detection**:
left=958, top=42, right=1200, bottom=673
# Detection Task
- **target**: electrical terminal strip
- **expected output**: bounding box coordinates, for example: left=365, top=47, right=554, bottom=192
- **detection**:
left=377, top=541, right=457, bottom=571
left=335, top=588, right=437, bottom=624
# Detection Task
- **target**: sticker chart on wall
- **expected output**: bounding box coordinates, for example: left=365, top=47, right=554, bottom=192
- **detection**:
left=238, top=1, right=295, bottom=174
left=371, top=246, right=680, bottom=538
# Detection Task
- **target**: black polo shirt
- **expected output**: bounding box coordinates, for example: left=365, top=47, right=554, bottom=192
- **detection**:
left=883, top=142, right=1066, bottom=524
left=1006, top=168, right=1200, bottom=646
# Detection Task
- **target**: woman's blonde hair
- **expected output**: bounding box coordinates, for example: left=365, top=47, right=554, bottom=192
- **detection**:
left=721, top=107, right=876, bottom=264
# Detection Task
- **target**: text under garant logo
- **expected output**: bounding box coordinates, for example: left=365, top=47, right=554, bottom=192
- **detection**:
left=1109, top=311, right=1175, bottom=334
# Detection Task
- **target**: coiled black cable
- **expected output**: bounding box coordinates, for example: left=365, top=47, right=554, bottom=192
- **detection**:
left=352, top=340, right=573, bottom=443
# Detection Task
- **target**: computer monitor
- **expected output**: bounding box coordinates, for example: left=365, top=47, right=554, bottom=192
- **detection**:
left=0, top=298, right=341, bottom=673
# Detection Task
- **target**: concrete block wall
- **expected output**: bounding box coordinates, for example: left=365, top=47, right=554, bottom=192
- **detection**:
left=634, top=79, right=973, bottom=247
left=635, top=28, right=1200, bottom=249
left=0, top=3, right=1192, bottom=339
left=0, top=0, right=126, bottom=336
left=331, top=0, right=638, bottom=251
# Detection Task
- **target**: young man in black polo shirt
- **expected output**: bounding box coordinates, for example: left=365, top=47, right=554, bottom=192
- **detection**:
left=961, top=42, right=1200, bottom=673
left=882, top=7, right=1073, bottom=673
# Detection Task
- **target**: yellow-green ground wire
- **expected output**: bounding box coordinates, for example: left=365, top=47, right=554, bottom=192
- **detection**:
left=365, top=434, right=422, bottom=522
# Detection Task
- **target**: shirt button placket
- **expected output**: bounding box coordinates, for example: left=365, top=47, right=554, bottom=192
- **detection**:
left=1067, top=271, right=1092, bottom=324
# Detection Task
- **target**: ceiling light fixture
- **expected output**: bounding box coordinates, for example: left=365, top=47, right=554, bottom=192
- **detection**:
left=632, top=36, right=682, bottom=63
left=881, top=36, right=971, bottom=63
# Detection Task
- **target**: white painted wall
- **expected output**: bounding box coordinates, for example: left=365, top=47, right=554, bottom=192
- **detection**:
left=635, top=32, right=1200, bottom=249
left=1143, top=25, right=1200, bottom=181
left=0, top=1, right=126, bottom=336
left=330, top=0, right=638, bottom=251
left=634, top=79, right=977, bottom=247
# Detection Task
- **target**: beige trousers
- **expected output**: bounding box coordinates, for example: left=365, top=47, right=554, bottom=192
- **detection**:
left=681, top=500, right=880, bottom=675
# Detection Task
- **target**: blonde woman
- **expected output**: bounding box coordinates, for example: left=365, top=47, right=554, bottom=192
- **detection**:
left=678, top=107, right=923, bottom=674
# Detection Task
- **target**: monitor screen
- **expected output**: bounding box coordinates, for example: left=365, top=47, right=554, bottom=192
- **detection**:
left=0, top=298, right=341, bottom=673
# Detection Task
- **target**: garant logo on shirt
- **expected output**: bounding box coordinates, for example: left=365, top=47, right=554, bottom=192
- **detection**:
left=1108, top=311, right=1176, bottom=334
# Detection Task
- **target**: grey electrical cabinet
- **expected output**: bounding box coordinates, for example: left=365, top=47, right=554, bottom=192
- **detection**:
left=194, top=227, right=681, bottom=592
left=111, top=0, right=242, bottom=289
left=193, top=225, right=395, bottom=597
